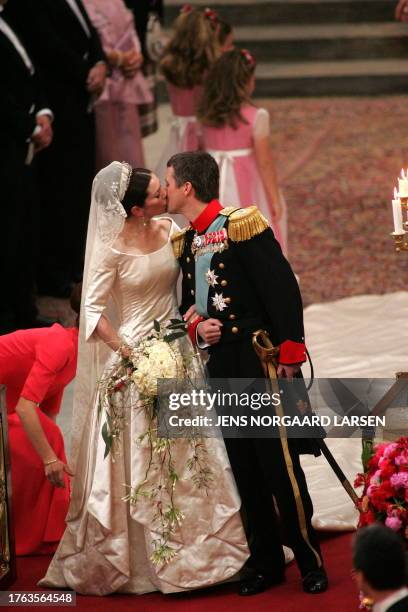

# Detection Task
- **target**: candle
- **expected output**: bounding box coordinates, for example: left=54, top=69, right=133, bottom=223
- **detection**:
left=397, top=168, right=408, bottom=198
left=392, top=188, right=404, bottom=234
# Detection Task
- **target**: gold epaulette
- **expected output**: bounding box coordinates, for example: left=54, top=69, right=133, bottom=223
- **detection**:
left=223, top=206, right=269, bottom=242
left=219, top=206, right=241, bottom=216
left=171, top=226, right=191, bottom=259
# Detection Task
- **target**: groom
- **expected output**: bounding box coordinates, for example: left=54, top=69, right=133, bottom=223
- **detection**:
left=165, top=151, right=328, bottom=597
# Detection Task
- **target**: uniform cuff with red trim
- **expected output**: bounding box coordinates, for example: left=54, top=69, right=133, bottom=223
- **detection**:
left=187, top=316, right=204, bottom=346
left=279, top=339, right=307, bottom=365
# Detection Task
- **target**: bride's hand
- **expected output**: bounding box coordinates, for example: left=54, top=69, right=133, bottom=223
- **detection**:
left=183, top=304, right=198, bottom=325
left=44, top=459, right=74, bottom=488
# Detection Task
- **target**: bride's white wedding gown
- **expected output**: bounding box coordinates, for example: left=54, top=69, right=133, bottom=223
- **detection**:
left=40, top=218, right=249, bottom=595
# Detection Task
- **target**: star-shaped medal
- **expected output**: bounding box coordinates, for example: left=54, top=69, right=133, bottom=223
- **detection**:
left=212, top=293, right=228, bottom=312
left=205, top=269, right=219, bottom=287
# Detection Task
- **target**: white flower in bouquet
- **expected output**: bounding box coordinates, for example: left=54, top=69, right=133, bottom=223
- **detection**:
left=132, top=339, right=184, bottom=398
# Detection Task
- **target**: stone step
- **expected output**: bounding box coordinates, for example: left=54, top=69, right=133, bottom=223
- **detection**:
left=254, top=58, right=408, bottom=95
left=164, top=0, right=398, bottom=26
left=180, top=23, right=408, bottom=60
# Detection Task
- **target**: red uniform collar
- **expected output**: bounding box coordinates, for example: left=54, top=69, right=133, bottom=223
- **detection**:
left=191, top=199, right=223, bottom=233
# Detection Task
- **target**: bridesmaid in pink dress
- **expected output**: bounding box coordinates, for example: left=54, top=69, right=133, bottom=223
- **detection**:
left=198, top=49, right=287, bottom=253
left=83, top=0, right=153, bottom=169
left=156, top=6, right=220, bottom=180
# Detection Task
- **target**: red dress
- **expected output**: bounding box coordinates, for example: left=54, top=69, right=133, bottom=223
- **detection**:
left=0, top=324, right=78, bottom=555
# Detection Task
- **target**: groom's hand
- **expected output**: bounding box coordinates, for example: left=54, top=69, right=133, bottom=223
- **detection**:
left=277, top=363, right=301, bottom=378
left=197, top=319, right=223, bottom=345
left=183, top=304, right=197, bottom=324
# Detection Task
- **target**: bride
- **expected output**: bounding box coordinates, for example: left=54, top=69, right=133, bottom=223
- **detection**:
left=40, top=161, right=249, bottom=595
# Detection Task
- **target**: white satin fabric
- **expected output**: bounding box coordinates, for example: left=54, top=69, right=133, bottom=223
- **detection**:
left=40, top=218, right=249, bottom=595
left=301, top=292, right=408, bottom=531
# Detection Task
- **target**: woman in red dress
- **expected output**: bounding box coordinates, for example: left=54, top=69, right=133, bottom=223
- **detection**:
left=0, top=290, right=80, bottom=555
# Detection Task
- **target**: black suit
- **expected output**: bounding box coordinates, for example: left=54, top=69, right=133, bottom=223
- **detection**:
left=124, top=0, right=163, bottom=55
left=177, top=207, right=324, bottom=579
left=5, top=0, right=106, bottom=290
left=0, top=15, right=49, bottom=332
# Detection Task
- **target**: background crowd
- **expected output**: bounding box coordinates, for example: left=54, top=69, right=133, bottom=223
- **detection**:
left=0, top=0, right=162, bottom=335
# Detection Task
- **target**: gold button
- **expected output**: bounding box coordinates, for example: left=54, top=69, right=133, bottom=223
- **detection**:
left=231, top=326, right=239, bottom=334
left=190, top=289, right=195, bottom=295
left=221, top=280, right=228, bottom=287
left=218, top=262, right=225, bottom=269
left=224, top=297, right=231, bottom=304
left=187, top=273, right=192, bottom=279
left=229, top=314, right=236, bottom=320
left=186, top=257, right=190, bottom=263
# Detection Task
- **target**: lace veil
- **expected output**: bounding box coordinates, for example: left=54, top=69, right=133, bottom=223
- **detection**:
left=69, top=161, right=132, bottom=472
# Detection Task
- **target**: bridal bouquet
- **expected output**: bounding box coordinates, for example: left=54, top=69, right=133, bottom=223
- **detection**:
left=99, top=318, right=188, bottom=456
left=355, top=437, right=408, bottom=538
left=98, top=318, right=213, bottom=565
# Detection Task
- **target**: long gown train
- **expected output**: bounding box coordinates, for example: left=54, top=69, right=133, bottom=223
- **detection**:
left=40, top=218, right=249, bottom=595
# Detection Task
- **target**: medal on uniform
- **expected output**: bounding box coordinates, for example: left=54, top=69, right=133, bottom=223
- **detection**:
left=191, top=228, right=228, bottom=260
left=205, top=269, right=219, bottom=287
left=212, top=293, right=229, bottom=312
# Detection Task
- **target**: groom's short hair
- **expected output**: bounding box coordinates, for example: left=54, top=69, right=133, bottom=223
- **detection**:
left=167, top=152, right=219, bottom=203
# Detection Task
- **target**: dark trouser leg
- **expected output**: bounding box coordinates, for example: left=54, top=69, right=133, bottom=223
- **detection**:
left=15, top=164, right=38, bottom=326
left=208, top=343, right=287, bottom=578
left=224, top=438, right=285, bottom=578
left=0, top=148, right=37, bottom=333
left=36, top=104, right=95, bottom=289
left=255, top=438, right=323, bottom=576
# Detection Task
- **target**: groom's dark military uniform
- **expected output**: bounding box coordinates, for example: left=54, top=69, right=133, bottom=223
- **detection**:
left=172, top=199, right=324, bottom=583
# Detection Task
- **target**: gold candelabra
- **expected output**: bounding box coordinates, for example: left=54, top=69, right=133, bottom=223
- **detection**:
left=390, top=172, right=408, bottom=251
left=391, top=199, right=408, bottom=252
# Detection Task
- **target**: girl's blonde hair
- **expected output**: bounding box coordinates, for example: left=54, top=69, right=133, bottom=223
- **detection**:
left=160, top=8, right=220, bottom=88
left=197, top=49, right=256, bottom=128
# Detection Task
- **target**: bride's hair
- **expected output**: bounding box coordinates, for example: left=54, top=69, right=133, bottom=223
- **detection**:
left=197, top=48, right=256, bottom=128
left=159, top=8, right=220, bottom=88
left=121, top=168, right=152, bottom=216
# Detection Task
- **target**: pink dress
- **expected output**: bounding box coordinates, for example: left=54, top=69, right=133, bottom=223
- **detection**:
left=155, top=83, right=203, bottom=181
left=83, top=0, right=153, bottom=170
left=202, top=104, right=287, bottom=253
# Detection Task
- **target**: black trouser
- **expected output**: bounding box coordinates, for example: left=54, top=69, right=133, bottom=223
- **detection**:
left=207, top=338, right=323, bottom=578
left=0, top=142, right=37, bottom=333
left=35, top=92, right=95, bottom=288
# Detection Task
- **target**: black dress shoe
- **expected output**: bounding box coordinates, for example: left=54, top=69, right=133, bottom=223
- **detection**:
left=239, top=573, right=285, bottom=596
left=302, top=569, right=328, bottom=594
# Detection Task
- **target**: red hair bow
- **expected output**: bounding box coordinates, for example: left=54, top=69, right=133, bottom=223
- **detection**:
left=241, top=48, right=256, bottom=67
left=180, top=3, right=192, bottom=14
left=204, top=7, right=219, bottom=23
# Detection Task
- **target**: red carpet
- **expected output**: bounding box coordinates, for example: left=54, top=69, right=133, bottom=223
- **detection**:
left=14, top=532, right=357, bottom=611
